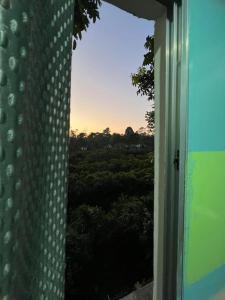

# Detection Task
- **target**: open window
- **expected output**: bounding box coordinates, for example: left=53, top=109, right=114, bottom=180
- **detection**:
left=0, top=1, right=188, bottom=299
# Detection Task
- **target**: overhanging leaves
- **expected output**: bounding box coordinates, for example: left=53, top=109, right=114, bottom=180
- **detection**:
left=73, top=0, right=102, bottom=49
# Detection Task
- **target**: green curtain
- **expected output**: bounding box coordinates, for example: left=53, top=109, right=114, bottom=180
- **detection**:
left=0, top=0, right=74, bottom=299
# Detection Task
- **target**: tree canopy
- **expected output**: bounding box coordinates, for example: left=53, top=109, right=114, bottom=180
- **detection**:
left=73, top=0, right=102, bottom=49
left=132, top=36, right=154, bottom=101
left=131, top=36, right=155, bottom=133
left=66, top=131, right=154, bottom=299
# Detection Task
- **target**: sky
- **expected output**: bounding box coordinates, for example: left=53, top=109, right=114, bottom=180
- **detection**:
left=70, top=2, right=154, bottom=134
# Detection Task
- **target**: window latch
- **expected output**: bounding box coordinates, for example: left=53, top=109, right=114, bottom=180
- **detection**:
left=174, top=150, right=180, bottom=171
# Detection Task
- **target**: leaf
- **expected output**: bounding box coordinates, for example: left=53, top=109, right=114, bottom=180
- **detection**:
left=73, top=0, right=102, bottom=48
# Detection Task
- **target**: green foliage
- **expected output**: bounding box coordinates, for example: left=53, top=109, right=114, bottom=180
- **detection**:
left=143, top=36, right=155, bottom=67
left=125, top=126, right=135, bottom=136
left=69, top=128, right=154, bottom=152
left=102, top=127, right=111, bottom=135
left=132, top=36, right=154, bottom=101
left=73, top=0, right=102, bottom=49
left=66, top=131, right=154, bottom=299
left=131, top=36, right=155, bottom=133
left=145, top=111, right=155, bottom=134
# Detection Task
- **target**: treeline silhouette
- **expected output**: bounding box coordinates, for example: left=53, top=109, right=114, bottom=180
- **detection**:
left=69, top=127, right=154, bottom=151
left=66, top=128, right=154, bottom=300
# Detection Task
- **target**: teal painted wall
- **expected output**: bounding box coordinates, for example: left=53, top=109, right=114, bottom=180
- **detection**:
left=183, top=1, right=225, bottom=299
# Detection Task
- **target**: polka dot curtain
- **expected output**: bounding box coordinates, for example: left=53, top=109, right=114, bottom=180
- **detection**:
left=0, top=0, right=74, bottom=299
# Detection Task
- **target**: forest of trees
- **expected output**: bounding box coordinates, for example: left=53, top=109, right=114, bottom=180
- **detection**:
left=66, top=129, right=154, bottom=299
left=68, top=2, right=155, bottom=298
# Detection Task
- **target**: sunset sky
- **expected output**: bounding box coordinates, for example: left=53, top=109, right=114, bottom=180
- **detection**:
left=70, top=2, right=154, bottom=134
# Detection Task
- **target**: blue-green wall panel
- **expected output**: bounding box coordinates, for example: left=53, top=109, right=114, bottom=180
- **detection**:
left=188, top=0, right=225, bottom=152
left=184, top=264, right=225, bottom=300
left=183, top=0, right=225, bottom=299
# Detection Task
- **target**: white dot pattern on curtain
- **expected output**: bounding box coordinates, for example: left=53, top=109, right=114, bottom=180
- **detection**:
left=0, top=0, right=74, bottom=299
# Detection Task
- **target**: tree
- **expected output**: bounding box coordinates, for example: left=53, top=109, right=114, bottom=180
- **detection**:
left=77, top=132, right=87, bottom=139
left=102, top=127, right=111, bottom=135
left=136, top=127, right=148, bottom=136
left=70, top=129, right=79, bottom=137
left=145, top=111, right=154, bottom=134
left=67, top=130, right=154, bottom=299
left=132, top=36, right=155, bottom=134
left=73, top=0, right=102, bottom=49
left=125, top=127, right=135, bottom=136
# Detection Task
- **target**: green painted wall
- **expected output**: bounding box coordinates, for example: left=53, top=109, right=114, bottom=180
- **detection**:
left=183, top=0, right=225, bottom=299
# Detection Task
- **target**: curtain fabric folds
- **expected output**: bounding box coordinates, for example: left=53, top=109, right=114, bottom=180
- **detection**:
left=0, top=1, right=74, bottom=299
